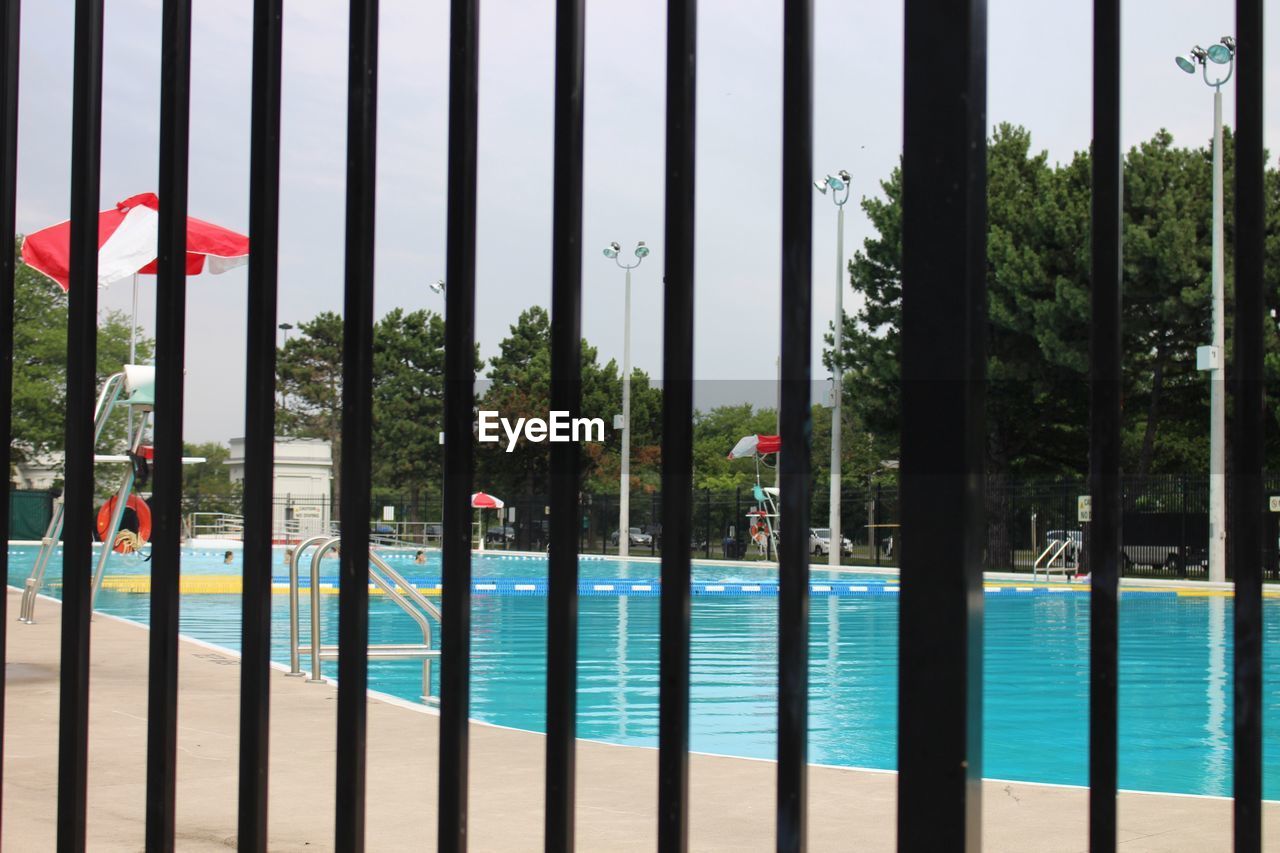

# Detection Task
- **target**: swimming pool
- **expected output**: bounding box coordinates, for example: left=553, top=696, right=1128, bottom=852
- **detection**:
left=8, top=543, right=1279, bottom=798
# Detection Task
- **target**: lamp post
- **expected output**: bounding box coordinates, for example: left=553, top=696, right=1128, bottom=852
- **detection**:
left=604, top=241, right=649, bottom=557
left=815, top=170, right=851, bottom=566
left=430, top=280, right=446, bottom=448
left=1177, top=37, right=1234, bottom=583
left=278, top=322, right=294, bottom=345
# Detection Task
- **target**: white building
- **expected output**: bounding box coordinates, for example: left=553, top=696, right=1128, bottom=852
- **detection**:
left=11, top=453, right=62, bottom=491
left=226, top=437, right=334, bottom=540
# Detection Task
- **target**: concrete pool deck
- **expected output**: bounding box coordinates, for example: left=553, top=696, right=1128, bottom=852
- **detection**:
left=4, top=589, right=1275, bottom=851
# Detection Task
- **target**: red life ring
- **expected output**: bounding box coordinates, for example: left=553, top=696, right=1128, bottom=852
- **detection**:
left=97, top=495, right=152, bottom=553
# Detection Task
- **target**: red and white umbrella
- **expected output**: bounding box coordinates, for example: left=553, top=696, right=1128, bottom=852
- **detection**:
left=470, top=491, right=505, bottom=510
left=20, top=192, right=249, bottom=291
left=727, top=434, right=781, bottom=459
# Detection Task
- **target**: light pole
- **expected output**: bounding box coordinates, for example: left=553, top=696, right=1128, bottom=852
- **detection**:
left=1177, top=37, right=1234, bottom=583
left=815, top=170, right=851, bottom=567
left=604, top=240, right=649, bottom=556
left=279, top=322, right=294, bottom=345
left=430, top=280, right=446, bottom=447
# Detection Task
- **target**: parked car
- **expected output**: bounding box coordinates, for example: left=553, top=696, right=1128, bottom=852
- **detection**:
left=423, top=522, right=444, bottom=542
left=1122, top=544, right=1207, bottom=573
left=808, top=527, right=852, bottom=557
left=1044, top=529, right=1083, bottom=562
left=610, top=527, right=653, bottom=547
left=484, top=525, right=517, bottom=545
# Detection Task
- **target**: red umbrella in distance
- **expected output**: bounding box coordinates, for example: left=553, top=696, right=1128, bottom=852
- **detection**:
left=470, top=492, right=505, bottom=509
left=21, top=192, right=248, bottom=290
left=727, top=434, right=781, bottom=460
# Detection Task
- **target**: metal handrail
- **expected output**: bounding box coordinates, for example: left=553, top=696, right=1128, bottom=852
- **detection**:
left=287, top=535, right=439, bottom=703
left=1033, top=539, right=1073, bottom=581
left=286, top=535, right=335, bottom=675
left=369, top=552, right=442, bottom=623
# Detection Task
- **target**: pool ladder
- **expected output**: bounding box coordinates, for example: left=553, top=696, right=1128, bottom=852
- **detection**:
left=286, top=536, right=441, bottom=705
left=1032, top=539, right=1076, bottom=582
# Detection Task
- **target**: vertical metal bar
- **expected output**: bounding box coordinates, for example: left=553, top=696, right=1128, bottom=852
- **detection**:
left=0, top=0, right=18, bottom=837
left=146, top=1, right=193, bottom=847
left=439, top=0, right=479, bottom=850
left=57, top=1, right=104, bottom=848
left=335, top=1, right=379, bottom=849
left=659, top=0, right=695, bottom=849
left=776, top=0, right=812, bottom=849
left=1088, top=0, right=1121, bottom=849
left=238, top=1, right=284, bottom=845
left=1231, top=3, right=1264, bottom=848
left=897, top=0, right=986, bottom=848
left=545, top=0, right=585, bottom=847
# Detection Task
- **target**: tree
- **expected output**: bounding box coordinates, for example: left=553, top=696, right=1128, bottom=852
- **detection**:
left=837, top=124, right=1280, bottom=475
left=372, top=308, right=450, bottom=515
left=10, top=237, right=153, bottom=482
left=690, top=403, right=778, bottom=491
left=477, top=306, right=661, bottom=497
left=277, top=312, right=344, bottom=509
left=182, top=441, right=241, bottom=515
left=277, top=308, right=480, bottom=518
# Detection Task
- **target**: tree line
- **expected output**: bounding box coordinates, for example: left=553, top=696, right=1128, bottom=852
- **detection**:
left=11, top=124, right=1279, bottom=517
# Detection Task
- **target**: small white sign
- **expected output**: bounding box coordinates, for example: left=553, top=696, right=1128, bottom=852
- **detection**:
left=1196, top=345, right=1221, bottom=372
left=382, top=506, right=394, bottom=522
left=1077, top=495, right=1092, bottom=523
left=1270, top=496, right=1280, bottom=513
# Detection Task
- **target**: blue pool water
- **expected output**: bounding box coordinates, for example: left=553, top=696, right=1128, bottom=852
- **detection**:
left=9, top=544, right=1279, bottom=798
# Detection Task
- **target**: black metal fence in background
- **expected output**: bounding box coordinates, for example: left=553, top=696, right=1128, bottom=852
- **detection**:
left=177, top=475, right=1280, bottom=580
left=0, top=1, right=1269, bottom=853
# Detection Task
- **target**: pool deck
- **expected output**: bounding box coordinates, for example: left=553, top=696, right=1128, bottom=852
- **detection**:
left=4, top=588, right=1275, bottom=851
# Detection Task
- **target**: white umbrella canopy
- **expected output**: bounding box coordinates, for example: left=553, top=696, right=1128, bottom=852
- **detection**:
left=727, top=434, right=781, bottom=459
left=471, top=491, right=505, bottom=509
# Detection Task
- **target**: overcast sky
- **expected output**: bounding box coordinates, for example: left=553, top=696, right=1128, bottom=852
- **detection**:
left=14, top=1, right=1279, bottom=443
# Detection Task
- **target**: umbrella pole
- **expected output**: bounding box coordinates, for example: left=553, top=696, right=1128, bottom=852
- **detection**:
left=130, top=272, right=138, bottom=363
left=128, top=273, right=138, bottom=439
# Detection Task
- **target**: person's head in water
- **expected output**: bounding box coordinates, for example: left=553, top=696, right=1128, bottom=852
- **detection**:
left=224, top=550, right=234, bottom=564
left=415, top=550, right=426, bottom=564
left=283, top=548, right=294, bottom=564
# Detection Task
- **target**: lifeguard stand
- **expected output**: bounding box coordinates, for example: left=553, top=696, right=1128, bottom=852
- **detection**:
left=19, top=365, right=163, bottom=622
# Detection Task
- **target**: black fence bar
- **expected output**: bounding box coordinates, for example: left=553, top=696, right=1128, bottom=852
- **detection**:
left=335, top=0, right=379, bottom=848
left=1231, top=2, right=1264, bottom=848
left=57, top=1, right=105, bottom=848
left=776, top=0, right=812, bottom=849
left=1088, top=0, right=1121, bottom=849
left=0, top=0, right=19, bottom=835
left=658, top=0, right=695, bottom=849
left=544, top=0, right=584, bottom=846
left=897, top=0, right=987, bottom=848
left=237, top=0, right=284, bottom=848
left=439, top=0, right=480, bottom=849
left=146, top=0, right=193, bottom=848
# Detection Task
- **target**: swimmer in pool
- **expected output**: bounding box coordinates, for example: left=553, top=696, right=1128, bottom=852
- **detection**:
left=415, top=550, right=427, bottom=564
left=224, top=550, right=234, bottom=565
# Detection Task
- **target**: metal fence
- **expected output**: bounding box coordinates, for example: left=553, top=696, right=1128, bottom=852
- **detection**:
left=0, top=1, right=1269, bottom=852
left=180, top=478, right=1280, bottom=580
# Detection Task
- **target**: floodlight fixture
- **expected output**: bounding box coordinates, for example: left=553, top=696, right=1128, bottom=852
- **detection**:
left=1206, top=42, right=1232, bottom=64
